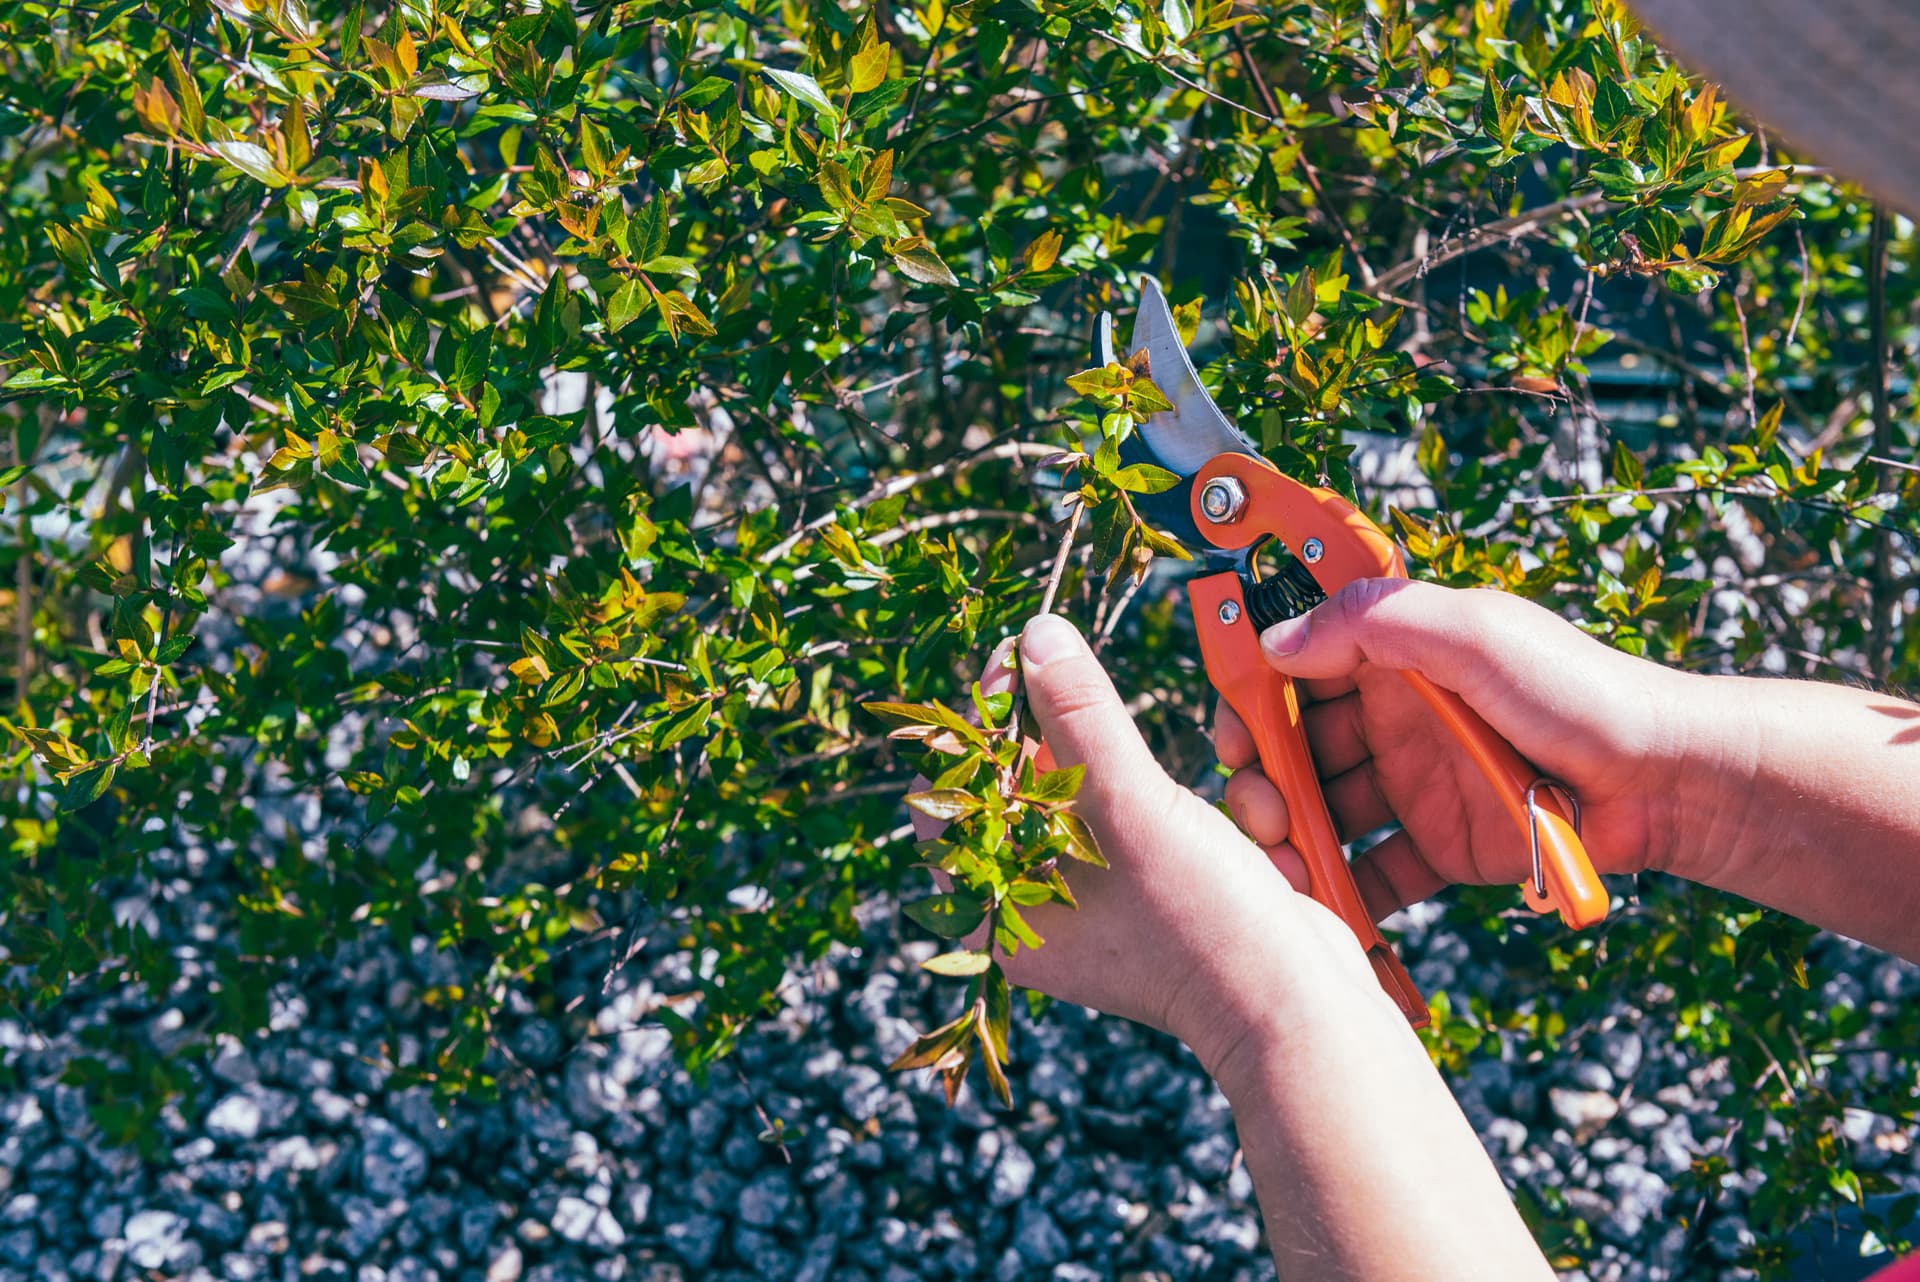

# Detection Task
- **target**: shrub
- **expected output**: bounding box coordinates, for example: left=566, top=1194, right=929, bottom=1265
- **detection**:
left=2, top=0, right=1915, bottom=1270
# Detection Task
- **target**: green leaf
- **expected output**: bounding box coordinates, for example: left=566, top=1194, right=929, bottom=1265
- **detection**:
left=1417, top=424, right=1448, bottom=479
left=1136, top=522, right=1191, bottom=562
left=1067, top=364, right=1130, bottom=398
left=1129, top=375, right=1174, bottom=416
left=605, top=277, right=650, bottom=332
left=904, top=892, right=985, bottom=939
left=656, top=699, right=712, bottom=749
left=451, top=328, right=492, bottom=396
left=1110, top=462, right=1180, bottom=494
left=315, top=429, right=369, bottom=488
left=888, top=237, right=958, bottom=288
left=629, top=198, right=671, bottom=263
left=1610, top=439, right=1645, bottom=489
left=59, top=763, right=115, bottom=811
left=1171, top=296, right=1202, bottom=346
left=1054, top=811, right=1107, bottom=867
left=993, top=900, right=1043, bottom=951
left=206, top=140, right=286, bottom=188
left=1162, top=0, right=1193, bottom=40
left=1022, top=764, right=1084, bottom=805
left=763, top=67, right=839, bottom=123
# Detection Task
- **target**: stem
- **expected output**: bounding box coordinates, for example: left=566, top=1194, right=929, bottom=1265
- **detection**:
left=1729, top=275, right=1758, bottom=434
left=1230, top=28, right=1375, bottom=286
left=1371, top=168, right=1832, bottom=295
left=757, top=440, right=1060, bottom=565
left=1002, top=496, right=1086, bottom=759
left=1034, top=496, right=1085, bottom=619
left=1868, top=202, right=1900, bottom=680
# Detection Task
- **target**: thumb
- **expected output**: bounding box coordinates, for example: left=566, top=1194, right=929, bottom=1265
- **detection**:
left=1019, top=614, right=1160, bottom=802
left=1257, top=578, right=1579, bottom=704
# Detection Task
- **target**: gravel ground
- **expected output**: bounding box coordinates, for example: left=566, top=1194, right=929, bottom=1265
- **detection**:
left=3, top=874, right=1917, bottom=1282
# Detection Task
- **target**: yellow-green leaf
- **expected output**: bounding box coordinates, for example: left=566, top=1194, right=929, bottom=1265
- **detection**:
left=922, top=950, right=994, bottom=977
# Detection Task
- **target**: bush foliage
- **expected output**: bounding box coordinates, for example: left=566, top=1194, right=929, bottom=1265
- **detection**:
left=3, top=0, right=1917, bottom=1270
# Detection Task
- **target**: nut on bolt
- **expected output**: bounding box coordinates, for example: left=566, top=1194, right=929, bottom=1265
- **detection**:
left=1199, top=477, right=1247, bottom=523
left=1217, top=600, right=1242, bottom=625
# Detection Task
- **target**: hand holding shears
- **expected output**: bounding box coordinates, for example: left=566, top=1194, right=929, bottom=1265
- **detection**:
left=1098, top=279, right=1611, bottom=1025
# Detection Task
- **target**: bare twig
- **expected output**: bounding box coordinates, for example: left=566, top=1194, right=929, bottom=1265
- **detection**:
left=1785, top=223, right=1812, bottom=353
left=600, top=747, right=703, bottom=994
left=868, top=507, right=1042, bottom=548
left=217, top=190, right=274, bottom=277
left=1034, top=500, right=1084, bottom=619
left=730, top=1062, right=794, bottom=1165
left=1371, top=167, right=1832, bottom=296
left=1001, top=497, right=1087, bottom=764
left=757, top=440, right=1061, bottom=565
left=139, top=531, right=180, bottom=755
left=1093, top=573, right=1147, bottom=655
left=1090, top=31, right=1272, bottom=126
left=1868, top=203, right=1901, bottom=679
left=1729, top=277, right=1759, bottom=433
left=1229, top=28, right=1375, bottom=286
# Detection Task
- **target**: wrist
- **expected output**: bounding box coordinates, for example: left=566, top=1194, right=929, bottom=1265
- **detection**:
left=1640, top=670, right=1768, bottom=889
left=1174, top=900, right=1412, bottom=1091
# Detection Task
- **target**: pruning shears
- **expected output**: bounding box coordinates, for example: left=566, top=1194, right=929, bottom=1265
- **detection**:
left=1096, top=278, right=1610, bottom=1028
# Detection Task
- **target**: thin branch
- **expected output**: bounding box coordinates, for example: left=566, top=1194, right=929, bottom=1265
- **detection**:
left=1093, top=573, right=1147, bottom=655
left=1867, top=454, right=1920, bottom=477
left=1785, top=223, right=1812, bottom=353
left=1868, top=203, right=1901, bottom=680
left=1002, top=496, right=1087, bottom=766
left=217, top=190, right=274, bottom=277
left=757, top=440, right=1061, bottom=565
left=1090, top=31, right=1272, bottom=125
left=868, top=507, right=1042, bottom=548
left=1371, top=167, right=1832, bottom=295
left=1729, top=276, right=1759, bottom=433
left=1230, top=28, right=1375, bottom=285
left=1034, top=500, right=1085, bottom=619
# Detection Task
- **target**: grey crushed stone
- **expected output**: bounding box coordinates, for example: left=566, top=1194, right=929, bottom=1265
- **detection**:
left=1, top=876, right=1915, bottom=1282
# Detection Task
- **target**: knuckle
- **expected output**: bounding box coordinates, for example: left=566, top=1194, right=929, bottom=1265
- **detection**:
left=1335, top=574, right=1406, bottom=623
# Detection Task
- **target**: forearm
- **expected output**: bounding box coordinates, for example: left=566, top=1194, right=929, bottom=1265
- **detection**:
left=1198, top=926, right=1554, bottom=1282
left=1663, top=673, right=1920, bottom=958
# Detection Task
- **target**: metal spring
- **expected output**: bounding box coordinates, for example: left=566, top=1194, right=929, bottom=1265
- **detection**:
left=1244, top=558, right=1327, bottom=631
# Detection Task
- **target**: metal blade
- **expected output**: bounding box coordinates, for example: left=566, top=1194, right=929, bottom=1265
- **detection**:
left=1126, top=276, right=1258, bottom=477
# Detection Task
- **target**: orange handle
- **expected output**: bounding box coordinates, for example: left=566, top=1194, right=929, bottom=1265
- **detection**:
left=1192, top=573, right=1430, bottom=1028
left=1400, top=672, right=1610, bottom=929
left=1186, top=452, right=1610, bottom=932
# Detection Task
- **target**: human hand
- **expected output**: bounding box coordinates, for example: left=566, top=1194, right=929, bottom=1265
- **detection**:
left=930, top=613, right=1401, bottom=1078
left=919, top=611, right=1560, bottom=1282
left=1218, top=578, right=1710, bottom=921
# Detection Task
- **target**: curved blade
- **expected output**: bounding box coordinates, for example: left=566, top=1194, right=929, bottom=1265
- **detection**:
left=1127, top=276, right=1258, bottom=477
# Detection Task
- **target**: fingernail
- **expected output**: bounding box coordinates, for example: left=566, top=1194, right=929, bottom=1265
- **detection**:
left=1021, top=613, right=1083, bottom=667
left=1261, top=614, right=1310, bottom=658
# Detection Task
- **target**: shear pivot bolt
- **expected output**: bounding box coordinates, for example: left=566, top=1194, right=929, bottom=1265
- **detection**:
left=1199, top=477, right=1247, bottom=524
left=1301, top=537, right=1324, bottom=563
left=1217, top=601, right=1242, bottom=625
